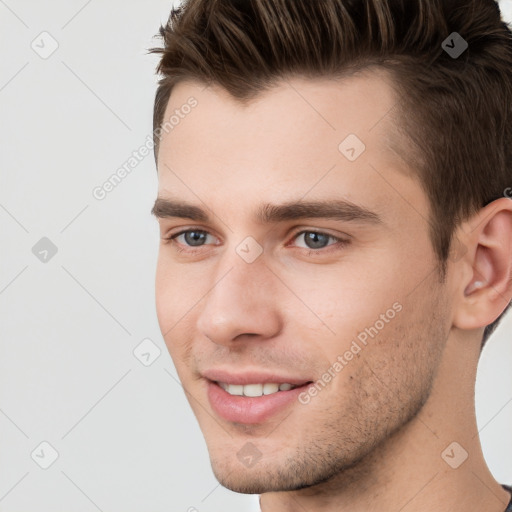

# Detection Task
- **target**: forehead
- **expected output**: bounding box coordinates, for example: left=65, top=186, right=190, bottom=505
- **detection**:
left=156, top=71, right=427, bottom=226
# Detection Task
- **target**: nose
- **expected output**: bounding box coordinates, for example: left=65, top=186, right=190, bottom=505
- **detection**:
left=196, top=254, right=283, bottom=346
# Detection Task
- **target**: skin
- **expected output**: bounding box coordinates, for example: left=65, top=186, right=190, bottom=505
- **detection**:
left=152, top=69, right=512, bottom=512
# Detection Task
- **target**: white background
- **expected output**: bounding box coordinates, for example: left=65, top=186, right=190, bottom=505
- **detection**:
left=0, top=1, right=511, bottom=511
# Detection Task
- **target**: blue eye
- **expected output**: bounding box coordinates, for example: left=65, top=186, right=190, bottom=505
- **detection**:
left=294, top=231, right=336, bottom=250
left=173, top=230, right=210, bottom=247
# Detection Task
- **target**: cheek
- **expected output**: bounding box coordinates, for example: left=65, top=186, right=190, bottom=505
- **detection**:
left=285, top=263, right=401, bottom=341
left=347, top=281, right=448, bottom=394
left=154, top=256, right=192, bottom=346
left=154, top=255, right=210, bottom=367
left=310, top=303, right=441, bottom=428
left=287, top=252, right=436, bottom=388
left=155, top=252, right=196, bottom=321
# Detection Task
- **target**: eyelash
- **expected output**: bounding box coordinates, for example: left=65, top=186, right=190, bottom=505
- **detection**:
left=163, top=228, right=350, bottom=256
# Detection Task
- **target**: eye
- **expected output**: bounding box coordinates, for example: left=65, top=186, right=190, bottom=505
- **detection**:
left=166, top=229, right=216, bottom=248
left=163, top=228, right=349, bottom=255
left=292, top=230, right=339, bottom=250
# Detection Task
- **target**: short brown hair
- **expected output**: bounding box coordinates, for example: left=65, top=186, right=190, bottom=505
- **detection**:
left=149, top=0, right=512, bottom=349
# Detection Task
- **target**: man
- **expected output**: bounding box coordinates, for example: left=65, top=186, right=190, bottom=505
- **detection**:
left=149, top=0, right=512, bottom=510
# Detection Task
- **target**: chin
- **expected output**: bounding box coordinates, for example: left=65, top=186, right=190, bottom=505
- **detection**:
left=211, top=466, right=295, bottom=495
left=215, top=473, right=269, bottom=494
left=208, top=450, right=321, bottom=495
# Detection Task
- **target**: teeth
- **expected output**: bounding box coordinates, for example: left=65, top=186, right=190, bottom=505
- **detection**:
left=263, top=383, right=279, bottom=395
left=218, top=382, right=299, bottom=397
left=244, top=384, right=263, bottom=397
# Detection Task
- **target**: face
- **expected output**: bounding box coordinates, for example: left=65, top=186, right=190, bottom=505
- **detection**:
left=153, top=70, right=452, bottom=494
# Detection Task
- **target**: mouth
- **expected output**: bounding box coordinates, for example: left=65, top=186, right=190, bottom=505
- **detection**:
left=206, top=379, right=314, bottom=424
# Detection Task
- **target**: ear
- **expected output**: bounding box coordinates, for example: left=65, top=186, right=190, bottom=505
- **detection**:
left=452, top=197, right=512, bottom=331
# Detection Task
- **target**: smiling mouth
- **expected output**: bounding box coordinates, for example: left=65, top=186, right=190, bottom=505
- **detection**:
left=206, top=378, right=315, bottom=424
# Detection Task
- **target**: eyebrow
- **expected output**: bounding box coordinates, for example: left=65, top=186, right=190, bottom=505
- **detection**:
left=151, top=197, right=383, bottom=226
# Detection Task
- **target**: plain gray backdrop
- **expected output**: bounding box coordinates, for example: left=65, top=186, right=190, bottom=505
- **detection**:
left=1, top=1, right=511, bottom=511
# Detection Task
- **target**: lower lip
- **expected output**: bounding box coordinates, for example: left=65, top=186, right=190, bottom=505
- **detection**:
left=206, top=380, right=312, bottom=424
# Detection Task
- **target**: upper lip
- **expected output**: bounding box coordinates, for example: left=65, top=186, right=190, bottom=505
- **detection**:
left=202, top=369, right=313, bottom=386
